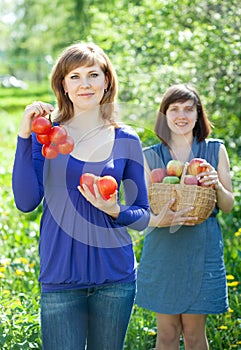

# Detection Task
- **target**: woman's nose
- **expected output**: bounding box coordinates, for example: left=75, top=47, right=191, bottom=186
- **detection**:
left=79, top=77, right=90, bottom=87
left=177, top=109, right=186, bottom=117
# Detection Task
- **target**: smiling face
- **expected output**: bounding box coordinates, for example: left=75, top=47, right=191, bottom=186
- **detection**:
left=62, top=64, right=108, bottom=114
left=166, top=99, right=198, bottom=137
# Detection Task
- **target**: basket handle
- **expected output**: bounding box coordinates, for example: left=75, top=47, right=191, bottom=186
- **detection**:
left=180, top=162, right=189, bottom=185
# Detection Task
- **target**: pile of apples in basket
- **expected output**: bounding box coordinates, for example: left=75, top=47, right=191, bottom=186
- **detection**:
left=150, top=158, right=215, bottom=188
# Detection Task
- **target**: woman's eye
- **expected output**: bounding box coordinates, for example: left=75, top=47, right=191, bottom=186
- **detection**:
left=70, top=75, right=79, bottom=79
left=90, top=73, right=98, bottom=78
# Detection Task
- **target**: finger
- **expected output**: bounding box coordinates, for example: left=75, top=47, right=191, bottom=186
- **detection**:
left=204, top=164, right=214, bottom=171
left=93, top=183, right=101, bottom=199
left=37, top=102, right=54, bottom=115
left=166, top=198, right=175, bottom=209
left=29, top=102, right=54, bottom=117
left=184, top=216, right=198, bottom=222
left=77, top=184, right=92, bottom=201
left=198, top=163, right=215, bottom=175
left=211, top=179, right=219, bottom=187
left=183, top=222, right=197, bottom=226
left=156, top=198, right=175, bottom=219
left=77, top=185, right=87, bottom=198
left=83, top=184, right=97, bottom=200
left=173, top=216, right=198, bottom=226
left=77, top=185, right=83, bottom=193
left=33, top=103, right=43, bottom=114
left=197, top=173, right=214, bottom=183
left=178, top=206, right=194, bottom=216
left=25, top=103, right=41, bottom=117
left=199, top=177, right=218, bottom=187
left=105, top=191, right=118, bottom=204
left=111, top=190, right=118, bottom=200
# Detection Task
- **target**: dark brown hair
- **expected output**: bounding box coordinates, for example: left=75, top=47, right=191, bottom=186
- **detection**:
left=155, top=84, right=212, bottom=145
left=51, top=43, right=118, bottom=124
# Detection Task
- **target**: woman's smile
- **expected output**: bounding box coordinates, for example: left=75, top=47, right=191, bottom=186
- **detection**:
left=78, top=92, right=95, bottom=97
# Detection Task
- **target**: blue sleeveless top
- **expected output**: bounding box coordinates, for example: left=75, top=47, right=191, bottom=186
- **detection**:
left=136, top=138, right=229, bottom=314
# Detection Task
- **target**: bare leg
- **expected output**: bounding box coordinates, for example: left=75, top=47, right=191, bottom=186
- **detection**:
left=181, top=314, right=209, bottom=350
left=155, top=313, right=182, bottom=350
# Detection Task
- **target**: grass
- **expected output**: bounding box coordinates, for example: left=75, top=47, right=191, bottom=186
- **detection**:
left=0, top=85, right=240, bottom=349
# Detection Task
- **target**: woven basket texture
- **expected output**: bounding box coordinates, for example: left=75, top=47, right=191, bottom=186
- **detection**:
left=149, top=182, right=217, bottom=225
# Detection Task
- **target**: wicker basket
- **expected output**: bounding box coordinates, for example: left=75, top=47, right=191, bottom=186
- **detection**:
left=149, top=163, right=217, bottom=225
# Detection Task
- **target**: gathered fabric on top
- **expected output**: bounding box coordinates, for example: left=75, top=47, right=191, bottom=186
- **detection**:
left=136, top=137, right=228, bottom=314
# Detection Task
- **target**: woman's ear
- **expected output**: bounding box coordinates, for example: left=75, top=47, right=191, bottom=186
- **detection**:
left=104, top=74, right=109, bottom=91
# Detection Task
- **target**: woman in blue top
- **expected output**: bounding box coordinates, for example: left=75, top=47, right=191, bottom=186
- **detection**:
left=12, top=43, right=150, bottom=350
left=136, top=84, right=234, bottom=350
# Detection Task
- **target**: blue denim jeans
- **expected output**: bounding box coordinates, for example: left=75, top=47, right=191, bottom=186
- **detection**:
left=40, top=281, right=136, bottom=350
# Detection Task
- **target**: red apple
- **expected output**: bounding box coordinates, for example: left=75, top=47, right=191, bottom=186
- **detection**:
left=49, top=126, right=68, bottom=145
left=42, top=144, right=59, bottom=159
left=80, top=173, right=97, bottom=195
left=150, top=168, right=167, bottom=183
left=36, top=133, right=51, bottom=145
left=188, top=158, right=208, bottom=176
left=96, top=175, right=118, bottom=200
left=162, top=176, right=180, bottom=184
left=166, top=160, right=184, bottom=177
left=57, top=135, right=75, bottom=155
left=184, top=175, right=198, bottom=185
left=32, top=116, right=52, bottom=135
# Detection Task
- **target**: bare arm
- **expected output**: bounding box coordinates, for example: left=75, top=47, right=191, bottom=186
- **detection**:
left=215, top=144, right=234, bottom=212
left=197, top=144, right=234, bottom=213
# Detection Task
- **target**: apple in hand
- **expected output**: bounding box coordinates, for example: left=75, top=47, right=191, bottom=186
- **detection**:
left=80, top=173, right=97, bottom=195
left=188, top=158, right=207, bottom=176
left=184, top=175, right=198, bottom=185
left=96, top=176, right=118, bottom=200
left=150, top=168, right=167, bottom=183
left=162, top=176, right=180, bottom=184
left=32, top=116, right=52, bottom=135
left=166, top=160, right=184, bottom=177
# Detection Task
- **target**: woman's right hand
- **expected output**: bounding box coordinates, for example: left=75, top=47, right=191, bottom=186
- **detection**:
left=19, top=101, right=54, bottom=138
left=149, top=198, right=198, bottom=228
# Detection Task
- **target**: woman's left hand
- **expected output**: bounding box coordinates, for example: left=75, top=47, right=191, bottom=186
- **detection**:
left=196, top=161, right=220, bottom=189
left=77, top=184, right=120, bottom=218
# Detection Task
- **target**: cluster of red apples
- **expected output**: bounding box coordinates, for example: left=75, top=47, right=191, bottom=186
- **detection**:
left=80, top=173, right=118, bottom=200
left=32, top=116, right=74, bottom=159
left=150, top=158, right=213, bottom=187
